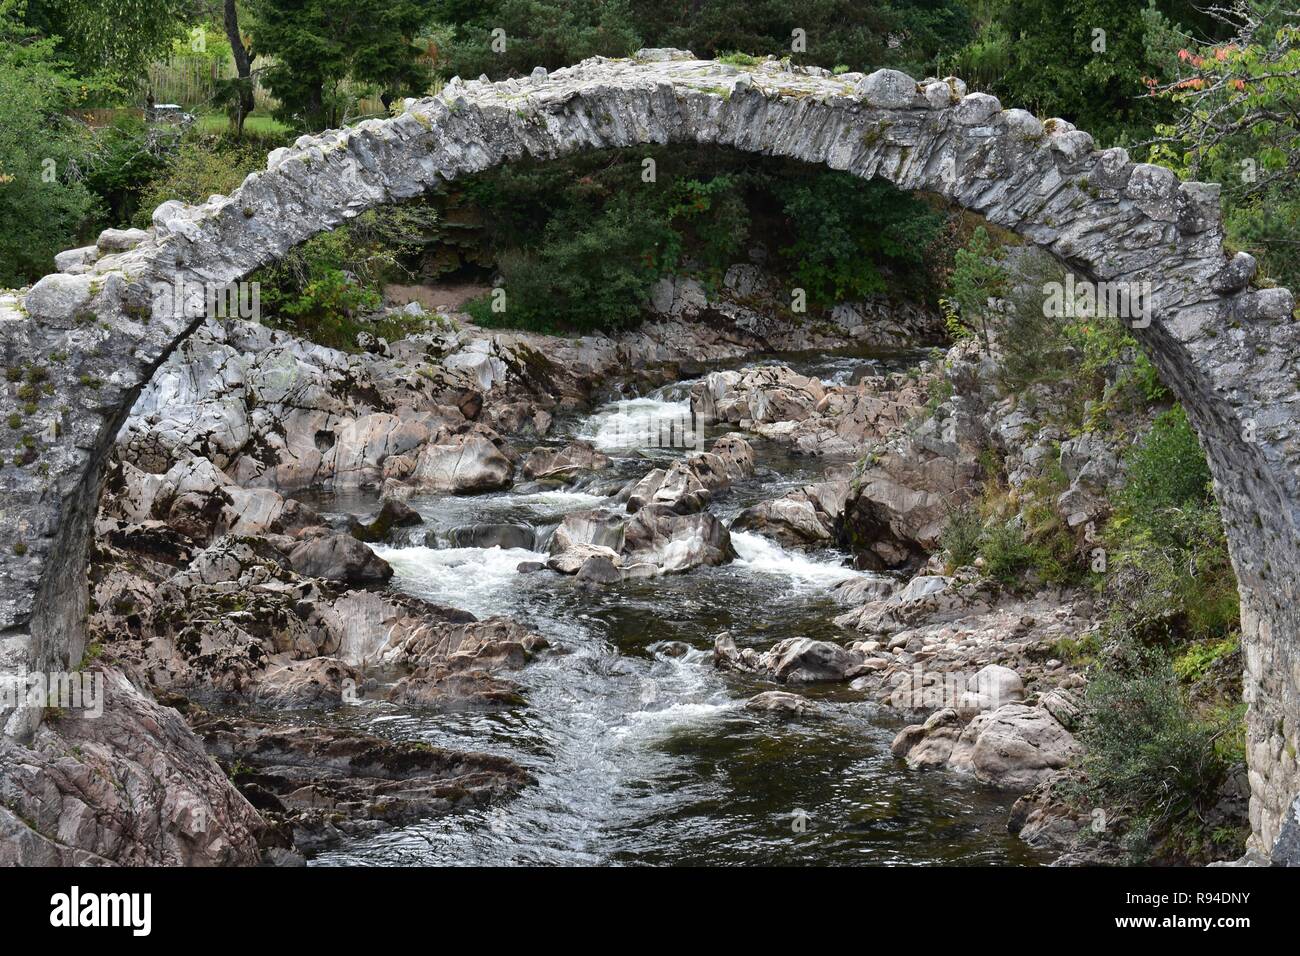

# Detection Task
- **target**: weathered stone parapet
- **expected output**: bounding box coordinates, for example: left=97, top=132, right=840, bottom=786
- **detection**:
left=0, top=52, right=1295, bottom=852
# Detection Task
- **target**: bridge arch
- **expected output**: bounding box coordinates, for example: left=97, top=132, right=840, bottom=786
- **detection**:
left=1, top=50, right=1296, bottom=853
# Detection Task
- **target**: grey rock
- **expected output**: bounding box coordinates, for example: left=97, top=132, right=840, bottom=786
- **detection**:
left=193, top=716, right=530, bottom=848
left=288, top=533, right=393, bottom=585
left=445, top=523, right=536, bottom=550
left=1212, top=252, right=1258, bottom=294
left=893, top=702, right=1079, bottom=792
left=858, top=68, right=919, bottom=109
left=348, top=499, right=422, bottom=543
left=576, top=553, right=622, bottom=584
left=522, top=440, right=609, bottom=482
left=0, top=667, right=263, bottom=865
left=744, top=690, right=826, bottom=721
left=1272, top=793, right=1300, bottom=866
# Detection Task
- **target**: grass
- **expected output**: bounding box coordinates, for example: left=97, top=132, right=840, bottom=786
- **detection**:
left=718, top=52, right=763, bottom=67
left=1051, top=631, right=1102, bottom=666
left=195, top=112, right=292, bottom=137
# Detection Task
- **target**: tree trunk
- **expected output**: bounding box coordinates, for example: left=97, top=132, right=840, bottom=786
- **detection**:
left=224, top=0, right=255, bottom=138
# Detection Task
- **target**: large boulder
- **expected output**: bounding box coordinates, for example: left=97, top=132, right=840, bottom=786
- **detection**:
left=314, top=589, right=477, bottom=666
left=549, top=508, right=627, bottom=554
left=407, top=435, right=513, bottom=492
left=891, top=702, right=1079, bottom=791
left=836, top=398, right=984, bottom=570
left=192, top=716, right=530, bottom=851
left=522, top=440, right=610, bottom=482
left=714, top=634, right=865, bottom=684
left=380, top=610, right=548, bottom=711
left=691, top=366, right=825, bottom=426
left=288, top=533, right=393, bottom=585
left=252, top=657, right=362, bottom=709
left=547, top=542, right=623, bottom=575
left=325, top=412, right=437, bottom=489
left=744, top=690, right=827, bottom=720
left=766, top=638, right=863, bottom=683
left=444, top=523, right=537, bottom=550
left=624, top=434, right=755, bottom=514
left=952, top=704, right=1081, bottom=790
left=347, top=498, right=422, bottom=543
left=962, top=664, right=1025, bottom=715
left=732, top=479, right=849, bottom=547
left=623, top=506, right=736, bottom=573
left=137, top=456, right=320, bottom=543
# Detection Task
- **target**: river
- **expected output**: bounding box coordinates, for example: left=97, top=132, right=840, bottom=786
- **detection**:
left=305, top=349, right=1044, bottom=866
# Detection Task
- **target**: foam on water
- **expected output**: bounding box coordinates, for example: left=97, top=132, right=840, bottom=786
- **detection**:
left=576, top=396, right=703, bottom=454
left=373, top=544, right=545, bottom=618
left=730, top=530, right=866, bottom=587
left=615, top=649, right=735, bottom=740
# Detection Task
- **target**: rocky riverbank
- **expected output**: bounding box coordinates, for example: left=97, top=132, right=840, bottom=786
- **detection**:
left=0, top=268, right=1221, bottom=866
left=4, top=283, right=961, bottom=864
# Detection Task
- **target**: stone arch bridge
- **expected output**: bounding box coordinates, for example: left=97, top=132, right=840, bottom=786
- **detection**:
left=1, top=50, right=1296, bottom=854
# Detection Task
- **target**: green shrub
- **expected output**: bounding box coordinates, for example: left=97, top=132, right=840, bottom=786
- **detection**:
left=0, top=12, right=98, bottom=286
left=1076, top=641, right=1242, bottom=863
left=132, top=136, right=280, bottom=228
left=79, top=117, right=169, bottom=228
left=1117, top=407, right=1213, bottom=535
left=1107, top=515, right=1240, bottom=645
left=943, top=226, right=1008, bottom=347
left=459, top=147, right=949, bottom=332
left=1173, top=636, right=1240, bottom=684
left=965, top=473, right=1081, bottom=589
left=978, top=520, right=1037, bottom=585
left=940, top=505, right=982, bottom=569
left=254, top=202, right=438, bottom=349
left=1103, top=405, right=1237, bottom=644
left=773, top=172, right=944, bottom=307
left=1051, top=631, right=1102, bottom=666
left=484, top=196, right=679, bottom=333
left=274, top=269, right=382, bottom=349
left=717, top=51, right=762, bottom=66
left=991, top=247, right=1168, bottom=427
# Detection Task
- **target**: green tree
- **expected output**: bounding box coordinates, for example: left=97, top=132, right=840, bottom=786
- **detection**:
left=250, top=0, right=435, bottom=130
left=1147, top=2, right=1300, bottom=291
left=0, top=0, right=96, bottom=285
left=432, top=1, right=973, bottom=80
left=950, top=0, right=1185, bottom=145
left=632, top=0, right=893, bottom=70
left=220, top=0, right=257, bottom=138
left=880, top=0, right=977, bottom=76
left=130, top=136, right=273, bottom=227
left=942, top=225, right=1008, bottom=347
left=27, top=0, right=189, bottom=89
left=431, top=0, right=639, bottom=79
left=773, top=172, right=944, bottom=305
